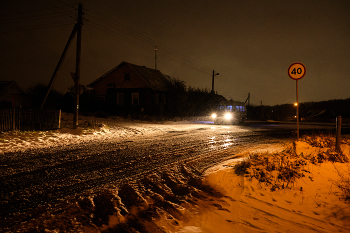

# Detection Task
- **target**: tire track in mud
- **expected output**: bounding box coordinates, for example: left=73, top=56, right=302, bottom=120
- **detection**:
left=0, top=127, right=289, bottom=220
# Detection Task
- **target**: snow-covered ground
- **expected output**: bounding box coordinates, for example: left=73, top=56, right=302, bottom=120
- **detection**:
left=1, top=113, right=350, bottom=232
left=0, top=113, right=217, bottom=154
left=178, top=141, right=350, bottom=233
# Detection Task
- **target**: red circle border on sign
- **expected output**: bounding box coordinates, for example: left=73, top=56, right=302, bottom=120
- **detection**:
left=288, top=62, right=306, bottom=80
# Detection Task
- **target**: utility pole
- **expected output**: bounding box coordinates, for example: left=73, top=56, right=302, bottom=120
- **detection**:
left=41, top=2, right=83, bottom=128
left=41, top=25, right=78, bottom=110
left=211, top=70, right=219, bottom=94
left=73, top=3, right=83, bottom=129
left=244, top=93, right=250, bottom=120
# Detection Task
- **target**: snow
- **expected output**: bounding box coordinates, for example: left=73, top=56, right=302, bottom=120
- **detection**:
left=1, top=114, right=350, bottom=232
left=180, top=149, right=350, bottom=233
left=0, top=113, right=220, bottom=154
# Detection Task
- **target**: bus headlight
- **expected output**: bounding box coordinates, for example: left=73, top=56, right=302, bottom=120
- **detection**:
left=225, top=113, right=232, bottom=119
left=212, top=113, right=217, bottom=118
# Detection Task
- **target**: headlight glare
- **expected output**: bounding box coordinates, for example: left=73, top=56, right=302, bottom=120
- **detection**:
left=225, top=113, right=232, bottom=119
left=212, top=113, right=217, bottom=118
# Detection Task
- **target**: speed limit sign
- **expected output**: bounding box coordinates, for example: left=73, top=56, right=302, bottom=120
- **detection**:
left=288, top=62, right=306, bottom=80
left=288, top=62, right=306, bottom=141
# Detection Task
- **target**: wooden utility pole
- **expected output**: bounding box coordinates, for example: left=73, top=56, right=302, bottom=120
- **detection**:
left=41, top=3, right=83, bottom=128
left=73, top=3, right=83, bottom=128
left=41, top=25, right=78, bottom=110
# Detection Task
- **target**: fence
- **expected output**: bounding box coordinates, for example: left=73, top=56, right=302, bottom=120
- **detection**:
left=0, top=108, right=61, bottom=132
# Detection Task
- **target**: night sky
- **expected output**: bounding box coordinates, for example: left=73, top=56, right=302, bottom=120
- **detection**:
left=1, top=0, right=350, bottom=106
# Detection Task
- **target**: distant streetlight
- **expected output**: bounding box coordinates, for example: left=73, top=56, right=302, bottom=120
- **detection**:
left=211, top=70, right=219, bottom=94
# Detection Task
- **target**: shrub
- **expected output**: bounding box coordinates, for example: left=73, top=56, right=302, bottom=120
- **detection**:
left=234, top=149, right=307, bottom=191
left=235, top=135, right=350, bottom=195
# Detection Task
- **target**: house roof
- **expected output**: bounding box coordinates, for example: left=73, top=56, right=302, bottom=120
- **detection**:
left=307, top=109, right=335, bottom=118
left=0, top=81, right=24, bottom=94
left=87, top=62, right=169, bottom=92
left=0, top=81, right=15, bottom=91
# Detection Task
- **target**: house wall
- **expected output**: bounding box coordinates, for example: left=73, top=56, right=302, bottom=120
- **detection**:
left=92, top=65, right=150, bottom=96
left=90, top=63, right=168, bottom=116
left=106, top=88, right=166, bottom=116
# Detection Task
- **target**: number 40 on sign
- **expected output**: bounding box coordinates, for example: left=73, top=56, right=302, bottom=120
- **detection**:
left=288, top=62, right=306, bottom=80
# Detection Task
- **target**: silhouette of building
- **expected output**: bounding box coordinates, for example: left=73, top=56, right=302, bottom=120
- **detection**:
left=87, top=62, right=168, bottom=116
left=305, top=109, right=336, bottom=123
left=0, top=81, right=29, bottom=108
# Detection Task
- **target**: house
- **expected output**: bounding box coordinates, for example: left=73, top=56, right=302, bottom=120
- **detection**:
left=0, top=81, right=28, bottom=108
left=305, top=109, right=336, bottom=123
left=87, top=62, right=169, bottom=116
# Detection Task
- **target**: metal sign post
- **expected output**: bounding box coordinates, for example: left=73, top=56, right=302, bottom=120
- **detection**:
left=296, top=80, right=299, bottom=140
left=288, top=62, right=306, bottom=140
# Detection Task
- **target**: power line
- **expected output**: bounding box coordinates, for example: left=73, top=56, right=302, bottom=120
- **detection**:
left=0, top=4, right=75, bottom=17
left=84, top=5, right=212, bottom=75
left=87, top=20, right=211, bottom=76
left=0, top=3, right=76, bottom=33
left=0, top=12, right=76, bottom=25
left=0, top=2, right=214, bottom=79
left=88, top=9, right=212, bottom=73
left=84, top=24, right=106, bottom=76
left=0, top=22, right=75, bottom=34
left=0, top=1, right=213, bottom=76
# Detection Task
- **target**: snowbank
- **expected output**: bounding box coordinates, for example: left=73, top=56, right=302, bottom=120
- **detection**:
left=181, top=148, right=350, bottom=232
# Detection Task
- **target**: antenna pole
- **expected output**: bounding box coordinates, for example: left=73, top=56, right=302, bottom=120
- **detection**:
left=155, top=45, right=157, bottom=70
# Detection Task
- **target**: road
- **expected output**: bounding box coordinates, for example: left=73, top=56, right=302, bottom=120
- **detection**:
left=0, top=120, right=346, bottom=224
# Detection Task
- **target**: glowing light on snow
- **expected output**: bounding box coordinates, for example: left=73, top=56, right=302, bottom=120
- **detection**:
left=222, top=137, right=233, bottom=149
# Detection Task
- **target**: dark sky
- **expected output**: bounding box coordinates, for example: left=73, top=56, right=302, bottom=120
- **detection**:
left=1, top=0, right=350, bottom=106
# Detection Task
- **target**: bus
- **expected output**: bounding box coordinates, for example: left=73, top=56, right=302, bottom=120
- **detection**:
left=211, top=100, right=247, bottom=125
